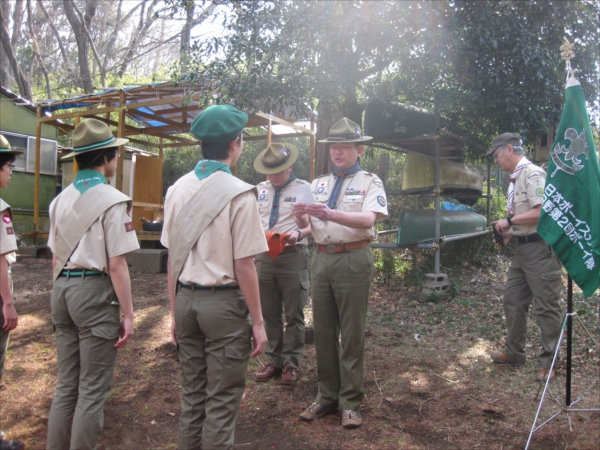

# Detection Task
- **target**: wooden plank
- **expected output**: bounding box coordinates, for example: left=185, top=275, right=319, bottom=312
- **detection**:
left=132, top=155, right=163, bottom=232
left=40, top=104, right=121, bottom=122
left=254, top=112, right=314, bottom=135
left=132, top=201, right=163, bottom=209
left=136, top=233, right=162, bottom=241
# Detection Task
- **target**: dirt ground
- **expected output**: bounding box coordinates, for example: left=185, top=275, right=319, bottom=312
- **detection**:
left=1, top=254, right=599, bottom=449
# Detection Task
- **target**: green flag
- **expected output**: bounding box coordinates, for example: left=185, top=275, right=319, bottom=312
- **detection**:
left=538, top=75, right=600, bottom=298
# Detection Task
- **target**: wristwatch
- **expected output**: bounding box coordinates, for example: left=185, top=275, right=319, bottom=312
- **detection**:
left=506, top=214, right=514, bottom=226
left=296, top=229, right=304, bottom=242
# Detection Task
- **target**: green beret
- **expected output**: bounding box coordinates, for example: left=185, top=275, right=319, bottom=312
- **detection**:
left=191, top=105, right=248, bottom=143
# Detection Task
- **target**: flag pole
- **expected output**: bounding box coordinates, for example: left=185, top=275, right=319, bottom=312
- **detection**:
left=526, top=38, right=600, bottom=448
left=566, top=275, right=572, bottom=406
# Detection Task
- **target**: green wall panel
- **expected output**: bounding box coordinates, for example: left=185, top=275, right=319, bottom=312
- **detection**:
left=0, top=96, right=57, bottom=139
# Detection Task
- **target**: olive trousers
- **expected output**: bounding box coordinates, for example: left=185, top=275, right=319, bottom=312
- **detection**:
left=175, top=287, right=252, bottom=450
left=311, top=247, right=373, bottom=411
left=503, top=239, right=563, bottom=368
left=0, top=267, right=13, bottom=380
left=47, top=275, right=121, bottom=450
left=255, top=249, right=309, bottom=369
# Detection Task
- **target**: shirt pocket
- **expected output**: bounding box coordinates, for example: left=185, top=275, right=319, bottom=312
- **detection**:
left=342, top=193, right=365, bottom=212
left=313, top=190, right=331, bottom=203
left=257, top=198, right=271, bottom=209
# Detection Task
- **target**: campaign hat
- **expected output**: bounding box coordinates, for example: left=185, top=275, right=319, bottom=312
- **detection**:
left=318, top=117, right=372, bottom=143
left=62, top=118, right=128, bottom=160
left=0, top=134, right=24, bottom=155
left=254, top=143, right=299, bottom=174
left=191, top=105, right=248, bottom=143
left=486, top=132, right=522, bottom=156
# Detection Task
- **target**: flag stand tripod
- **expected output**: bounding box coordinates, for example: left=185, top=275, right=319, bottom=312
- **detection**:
left=525, top=276, right=600, bottom=450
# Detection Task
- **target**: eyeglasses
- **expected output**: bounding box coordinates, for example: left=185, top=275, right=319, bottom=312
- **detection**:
left=5, top=164, right=15, bottom=171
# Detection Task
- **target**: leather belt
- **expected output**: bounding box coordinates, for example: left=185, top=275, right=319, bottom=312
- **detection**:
left=281, top=245, right=298, bottom=254
left=317, top=239, right=370, bottom=254
left=179, top=283, right=239, bottom=291
left=59, top=269, right=104, bottom=278
left=516, top=233, right=543, bottom=245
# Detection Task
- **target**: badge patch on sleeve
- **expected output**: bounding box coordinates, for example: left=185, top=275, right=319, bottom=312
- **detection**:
left=535, top=188, right=543, bottom=197
left=259, top=190, right=268, bottom=201
left=124, top=222, right=135, bottom=232
left=6, top=226, right=14, bottom=235
left=2, top=214, right=11, bottom=224
left=377, top=195, right=386, bottom=207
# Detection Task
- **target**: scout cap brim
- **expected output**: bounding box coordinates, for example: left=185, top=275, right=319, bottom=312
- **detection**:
left=60, top=136, right=128, bottom=161
left=254, top=143, right=299, bottom=174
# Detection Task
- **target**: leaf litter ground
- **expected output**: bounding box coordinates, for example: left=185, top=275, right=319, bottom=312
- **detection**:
left=1, top=255, right=598, bottom=449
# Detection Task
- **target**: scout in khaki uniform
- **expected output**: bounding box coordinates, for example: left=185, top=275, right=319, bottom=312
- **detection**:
left=253, top=143, right=311, bottom=385
left=47, top=119, right=139, bottom=450
left=292, top=118, right=387, bottom=428
left=0, top=135, right=26, bottom=450
left=487, top=133, right=563, bottom=383
left=161, top=105, right=268, bottom=450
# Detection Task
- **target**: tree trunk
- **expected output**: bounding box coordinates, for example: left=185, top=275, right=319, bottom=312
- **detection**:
left=0, top=0, right=11, bottom=87
left=0, top=4, right=32, bottom=99
left=180, top=0, right=195, bottom=55
left=63, top=0, right=94, bottom=93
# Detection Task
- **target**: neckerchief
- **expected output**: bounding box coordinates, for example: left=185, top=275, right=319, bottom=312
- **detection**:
left=194, top=159, right=232, bottom=181
left=507, top=156, right=532, bottom=214
left=327, top=161, right=362, bottom=209
left=269, top=172, right=297, bottom=228
left=73, top=169, right=107, bottom=194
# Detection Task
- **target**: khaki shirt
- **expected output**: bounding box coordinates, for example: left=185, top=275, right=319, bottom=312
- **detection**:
left=511, top=163, right=546, bottom=237
left=257, top=178, right=311, bottom=240
left=48, top=184, right=140, bottom=272
left=161, top=171, right=268, bottom=286
left=0, top=202, right=17, bottom=266
left=310, top=171, right=388, bottom=245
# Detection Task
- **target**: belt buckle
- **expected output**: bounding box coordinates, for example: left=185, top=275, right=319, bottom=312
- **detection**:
left=325, top=244, right=336, bottom=254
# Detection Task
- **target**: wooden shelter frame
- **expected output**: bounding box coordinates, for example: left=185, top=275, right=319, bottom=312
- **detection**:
left=28, top=82, right=316, bottom=240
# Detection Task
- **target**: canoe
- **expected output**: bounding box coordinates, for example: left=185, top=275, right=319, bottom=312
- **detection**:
left=398, top=210, right=487, bottom=245
left=401, top=151, right=482, bottom=203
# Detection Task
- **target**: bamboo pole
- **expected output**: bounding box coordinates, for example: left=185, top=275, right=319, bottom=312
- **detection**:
left=33, top=106, right=42, bottom=232
left=116, top=91, right=126, bottom=191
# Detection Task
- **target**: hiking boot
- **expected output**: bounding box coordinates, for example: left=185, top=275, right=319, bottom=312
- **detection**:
left=342, top=410, right=362, bottom=428
left=490, top=351, right=523, bottom=367
left=255, top=364, right=282, bottom=382
left=299, top=402, right=338, bottom=422
left=281, top=366, right=299, bottom=385
left=535, top=367, right=556, bottom=383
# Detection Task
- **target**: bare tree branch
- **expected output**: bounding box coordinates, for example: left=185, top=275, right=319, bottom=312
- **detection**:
left=26, top=0, right=51, bottom=99
left=0, top=4, right=31, bottom=99
left=38, top=0, right=74, bottom=77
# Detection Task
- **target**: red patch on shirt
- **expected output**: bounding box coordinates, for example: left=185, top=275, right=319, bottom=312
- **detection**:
left=6, top=227, right=14, bottom=235
left=124, top=222, right=135, bottom=232
left=2, top=214, right=11, bottom=224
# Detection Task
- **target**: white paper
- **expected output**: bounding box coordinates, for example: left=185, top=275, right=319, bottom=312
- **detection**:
left=291, top=185, right=315, bottom=204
